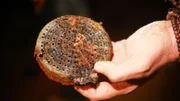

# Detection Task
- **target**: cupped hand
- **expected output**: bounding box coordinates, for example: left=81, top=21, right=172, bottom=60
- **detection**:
left=74, top=21, right=179, bottom=101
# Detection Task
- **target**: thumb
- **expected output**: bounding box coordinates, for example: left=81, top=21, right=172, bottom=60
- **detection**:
left=94, top=61, right=120, bottom=82
left=94, top=60, right=149, bottom=82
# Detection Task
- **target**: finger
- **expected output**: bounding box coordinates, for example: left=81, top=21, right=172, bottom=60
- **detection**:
left=74, top=82, right=138, bottom=101
left=94, top=59, right=149, bottom=82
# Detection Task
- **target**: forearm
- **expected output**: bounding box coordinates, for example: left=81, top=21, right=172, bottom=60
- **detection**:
left=127, top=20, right=179, bottom=64
left=165, top=20, right=179, bottom=62
left=124, top=20, right=179, bottom=78
left=149, top=20, right=179, bottom=72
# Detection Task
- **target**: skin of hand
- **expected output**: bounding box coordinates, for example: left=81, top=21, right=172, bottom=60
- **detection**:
left=74, top=20, right=179, bottom=101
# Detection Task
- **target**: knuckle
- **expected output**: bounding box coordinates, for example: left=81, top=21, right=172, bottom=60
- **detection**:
left=109, top=77, right=118, bottom=82
left=108, top=72, right=120, bottom=82
left=137, top=62, right=150, bottom=73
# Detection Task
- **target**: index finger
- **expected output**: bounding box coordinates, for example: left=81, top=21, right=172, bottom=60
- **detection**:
left=74, top=81, right=137, bottom=101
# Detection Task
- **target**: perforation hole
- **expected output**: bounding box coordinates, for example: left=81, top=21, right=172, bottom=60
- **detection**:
left=39, top=54, right=43, bottom=58
left=74, top=61, right=78, bottom=64
left=67, top=60, right=70, bottom=63
left=68, top=55, right=71, bottom=58
left=72, top=30, right=77, bottom=33
left=90, top=60, right=94, bottom=64
left=41, top=49, right=44, bottom=53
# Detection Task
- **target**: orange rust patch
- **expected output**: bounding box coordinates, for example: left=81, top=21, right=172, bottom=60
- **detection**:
left=74, top=33, right=85, bottom=46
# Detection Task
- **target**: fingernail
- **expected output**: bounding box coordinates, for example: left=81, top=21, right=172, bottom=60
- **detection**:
left=94, top=62, right=103, bottom=72
left=74, top=86, right=78, bottom=90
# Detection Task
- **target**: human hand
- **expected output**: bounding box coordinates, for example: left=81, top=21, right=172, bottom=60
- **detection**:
left=74, top=21, right=179, bottom=101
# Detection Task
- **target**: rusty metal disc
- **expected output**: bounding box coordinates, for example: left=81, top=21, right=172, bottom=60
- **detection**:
left=34, top=15, right=113, bottom=85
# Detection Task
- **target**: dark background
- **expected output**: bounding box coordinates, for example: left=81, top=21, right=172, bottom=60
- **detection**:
left=3, top=0, right=180, bottom=101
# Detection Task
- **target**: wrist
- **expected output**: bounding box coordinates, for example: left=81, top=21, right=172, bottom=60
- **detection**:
left=165, top=20, right=179, bottom=62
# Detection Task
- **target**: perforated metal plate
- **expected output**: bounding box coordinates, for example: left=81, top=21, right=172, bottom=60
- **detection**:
left=34, top=15, right=113, bottom=85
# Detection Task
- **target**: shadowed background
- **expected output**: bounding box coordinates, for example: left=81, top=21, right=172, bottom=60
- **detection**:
left=3, top=0, right=180, bottom=101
